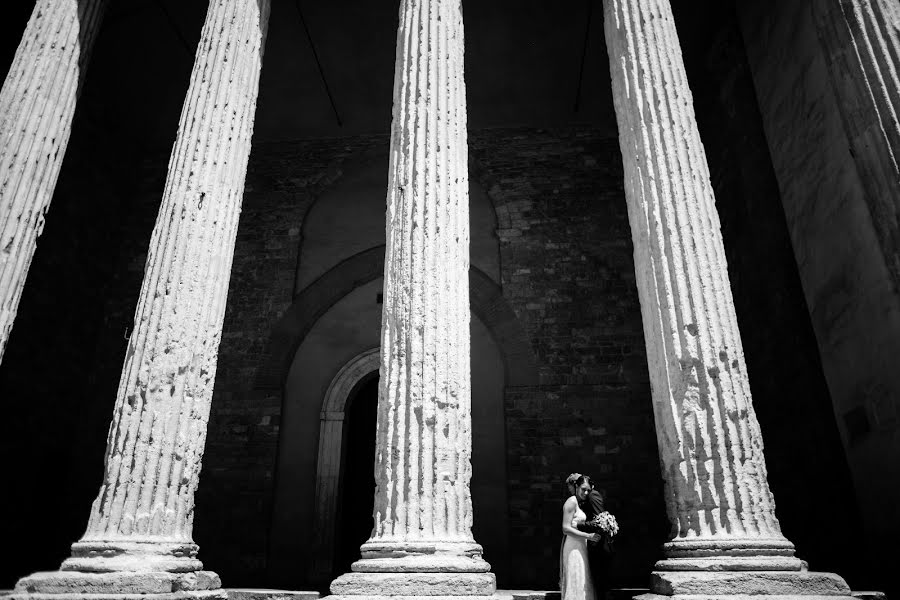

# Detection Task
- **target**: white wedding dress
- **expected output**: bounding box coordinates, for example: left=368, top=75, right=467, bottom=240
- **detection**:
left=560, top=500, right=596, bottom=600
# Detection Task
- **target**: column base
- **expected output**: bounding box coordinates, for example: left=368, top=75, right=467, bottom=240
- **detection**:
left=649, top=570, right=853, bottom=597
left=657, top=537, right=803, bottom=571
left=329, top=539, right=496, bottom=596
left=224, top=590, right=321, bottom=600
left=350, top=555, right=493, bottom=573
left=11, top=570, right=225, bottom=600
left=653, top=537, right=804, bottom=571
left=359, top=540, right=489, bottom=563
left=62, top=541, right=203, bottom=573
left=327, top=597, right=496, bottom=600
left=329, top=571, right=496, bottom=597
left=10, top=592, right=224, bottom=600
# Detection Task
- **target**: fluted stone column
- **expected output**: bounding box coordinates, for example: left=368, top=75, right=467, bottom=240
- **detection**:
left=328, top=0, right=494, bottom=598
left=815, top=0, right=900, bottom=294
left=12, top=0, right=270, bottom=598
left=0, top=0, right=108, bottom=364
left=603, top=0, right=853, bottom=596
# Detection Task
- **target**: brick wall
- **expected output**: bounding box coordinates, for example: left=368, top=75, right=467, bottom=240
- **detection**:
left=195, top=137, right=387, bottom=585
left=188, top=128, right=667, bottom=588
left=469, top=129, right=667, bottom=588
left=504, top=386, right=667, bottom=587
left=0, top=121, right=848, bottom=593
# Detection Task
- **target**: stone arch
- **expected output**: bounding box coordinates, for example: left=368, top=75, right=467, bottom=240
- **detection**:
left=255, top=246, right=538, bottom=392
left=294, top=153, right=389, bottom=293
left=253, top=246, right=384, bottom=390
left=292, top=150, right=501, bottom=296
left=308, top=347, right=381, bottom=583
left=263, top=248, right=535, bottom=584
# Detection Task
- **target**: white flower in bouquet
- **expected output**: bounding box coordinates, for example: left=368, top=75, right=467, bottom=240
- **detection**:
left=590, top=511, right=619, bottom=537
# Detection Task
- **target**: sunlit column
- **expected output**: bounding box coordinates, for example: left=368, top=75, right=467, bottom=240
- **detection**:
left=328, top=0, right=495, bottom=597
left=603, top=0, right=853, bottom=595
left=0, top=0, right=108, bottom=363
left=13, top=0, right=270, bottom=597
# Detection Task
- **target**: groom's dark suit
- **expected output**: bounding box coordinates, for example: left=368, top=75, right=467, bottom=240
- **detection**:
left=579, top=489, right=612, bottom=600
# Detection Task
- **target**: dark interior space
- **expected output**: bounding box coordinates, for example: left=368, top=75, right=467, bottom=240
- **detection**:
left=334, top=374, right=379, bottom=582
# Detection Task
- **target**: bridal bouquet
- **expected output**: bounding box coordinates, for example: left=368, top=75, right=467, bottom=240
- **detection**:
left=581, top=511, right=619, bottom=538
left=590, top=511, right=619, bottom=537
left=576, top=510, right=618, bottom=554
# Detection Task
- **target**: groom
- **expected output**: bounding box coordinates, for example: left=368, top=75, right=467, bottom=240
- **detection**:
left=568, top=473, right=612, bottom=600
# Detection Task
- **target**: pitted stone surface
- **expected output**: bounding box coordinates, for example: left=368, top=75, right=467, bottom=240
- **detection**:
left=0, top=0, right=108, bottom=362
left=636, top=596, right=855, bottom=600
left=16, top=0, right=272, bottom=582
left=603, top=0, right=799, bottom=564
left=15, top=572, right=220, bottom=595
left=328, top=597, right=502, bottom=600
left=62, top=541, right=203, bottom=574
left=9, top=593, right=226, bottom=600
left=225, top=591, right=320, bottom=600
left=370, top=0, right=478, bottom=549
left=331, top=0, right=494, bottom=595
left=603, top=1, right=861, bottom=589
left=351, top=554, right=492, bottom=572
left=328, top=597, right=501, bottom=600
left=654, top=557, right=807, bottom=572
left=650, top=572, right=852, bottom=596
left=329, top=573, right=496, bottom=596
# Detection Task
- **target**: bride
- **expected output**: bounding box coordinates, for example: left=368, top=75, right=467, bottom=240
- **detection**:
left=560, top=474, right=601, bottom=600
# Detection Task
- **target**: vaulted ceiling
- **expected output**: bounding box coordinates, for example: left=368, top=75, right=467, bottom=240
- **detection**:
left=2, top=0, right=628, bottom=146
left=2, top=0, right=731, bottom=149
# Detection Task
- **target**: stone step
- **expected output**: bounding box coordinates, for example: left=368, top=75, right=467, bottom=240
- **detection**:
left=503, top=588, right=650, bottom=600
left=225, top=590, right=320, bottom=600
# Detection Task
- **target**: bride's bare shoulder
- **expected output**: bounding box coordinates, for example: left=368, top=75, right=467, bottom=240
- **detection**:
left=562, top=495, right=577, bottom=509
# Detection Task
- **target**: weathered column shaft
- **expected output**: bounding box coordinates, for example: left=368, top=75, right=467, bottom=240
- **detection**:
left=603, top=0, right=800, bottom=570
left=815, top=0, right=900, bottom=293
left=61, top=0, right=270, bottom=573
left=329, top=0, right=494, bottom=597
left=371, top=0, right=473, bottom=546
left=0, top=0, right=108, bottom=363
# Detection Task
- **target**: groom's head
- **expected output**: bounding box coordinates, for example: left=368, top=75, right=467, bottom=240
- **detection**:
left=565, top=472, right=582, bottom=496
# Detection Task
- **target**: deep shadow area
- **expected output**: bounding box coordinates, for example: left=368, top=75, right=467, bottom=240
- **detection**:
left=0, top=0, right=199, bottom=588
left=334, top=374, right=379, bottom=580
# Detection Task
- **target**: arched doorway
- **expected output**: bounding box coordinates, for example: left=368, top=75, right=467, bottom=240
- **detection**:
left=270, top=265, right=530, bottom=586
left=295, top=295, right=514, bottom=586
left=333, top=373, right=379, bottom=578
left=307, top=347, right=381, bottom=584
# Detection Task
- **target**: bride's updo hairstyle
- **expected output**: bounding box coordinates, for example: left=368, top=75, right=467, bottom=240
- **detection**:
left=575, top=475, right=593, bottom=488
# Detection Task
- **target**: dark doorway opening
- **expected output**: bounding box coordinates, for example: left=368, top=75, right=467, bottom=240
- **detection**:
left=334, top=373, right=379, bottom=578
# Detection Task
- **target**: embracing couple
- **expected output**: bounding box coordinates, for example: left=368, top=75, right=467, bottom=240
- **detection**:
left=560, top=472, right=617, bottom=600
